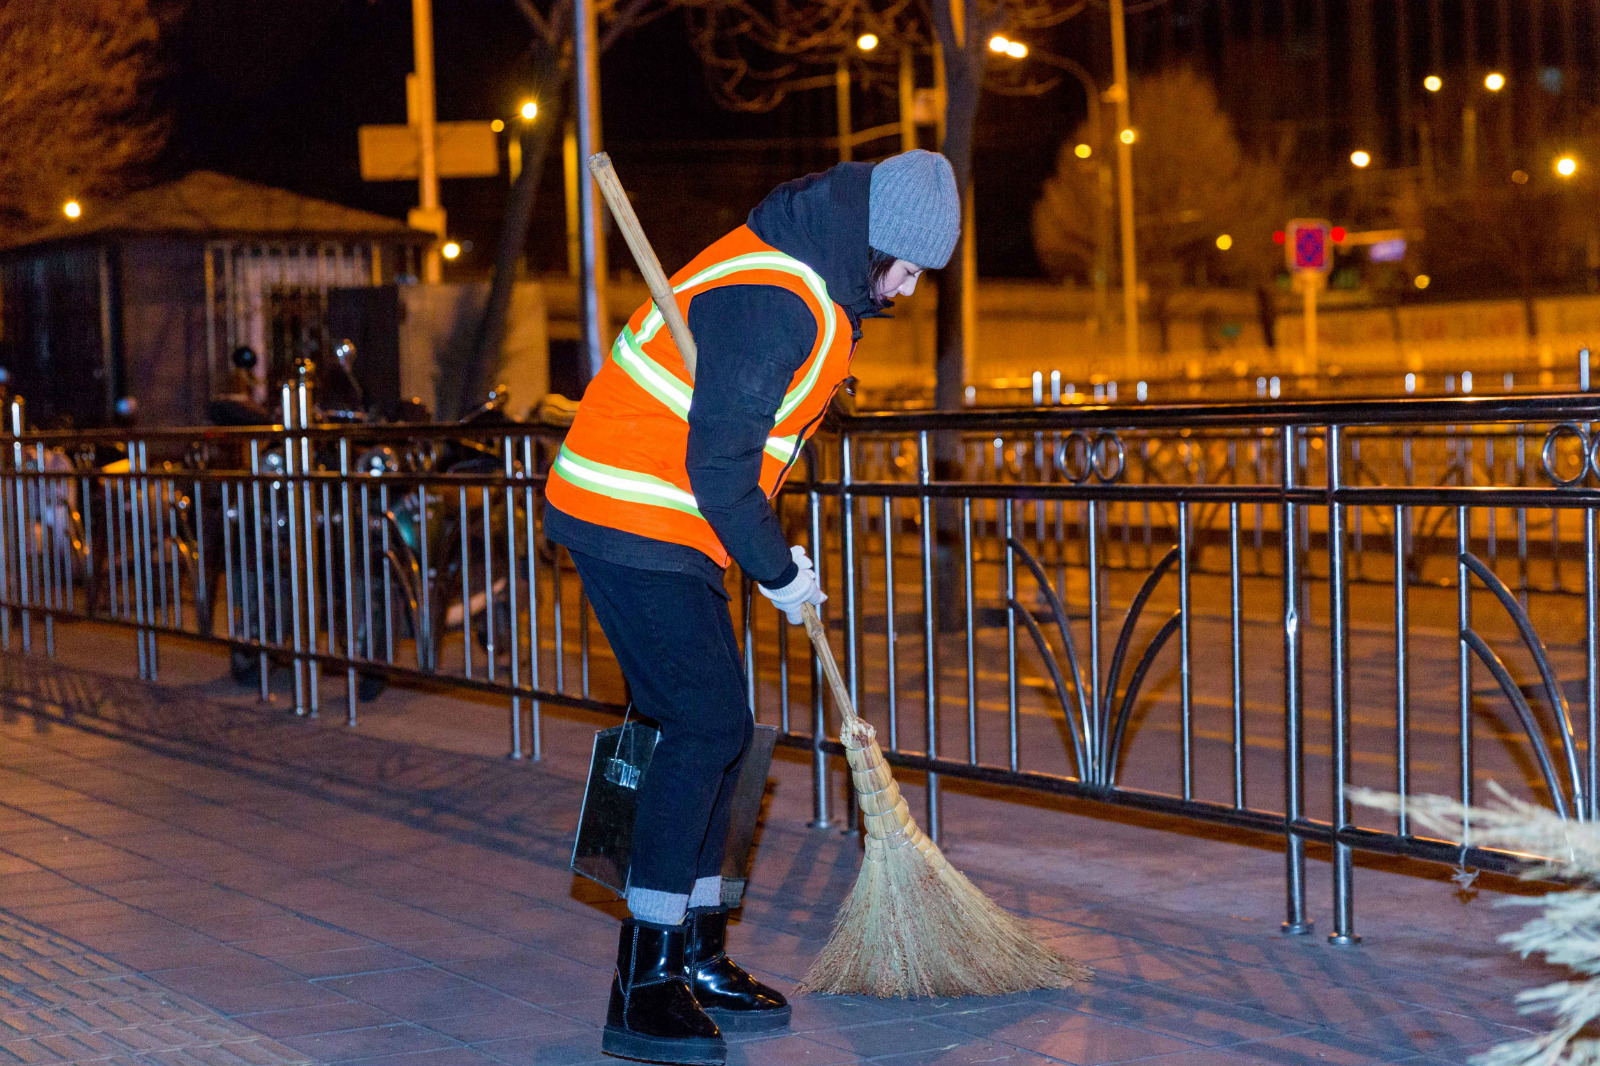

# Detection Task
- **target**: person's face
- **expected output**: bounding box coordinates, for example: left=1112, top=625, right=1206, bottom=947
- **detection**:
left=874, top=258, right=924, bottom=302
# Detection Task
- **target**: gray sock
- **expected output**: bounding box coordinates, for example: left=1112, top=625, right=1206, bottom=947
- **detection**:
left=688, top=876, right=722, bottom=909
left=627, top=886, right=688, bottom=927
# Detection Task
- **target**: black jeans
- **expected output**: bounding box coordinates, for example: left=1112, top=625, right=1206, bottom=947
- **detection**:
left=570, top=551, right=755, bottom=895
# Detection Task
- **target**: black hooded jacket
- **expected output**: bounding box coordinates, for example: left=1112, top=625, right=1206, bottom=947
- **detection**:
left=545, top=162, right=878, bottom=591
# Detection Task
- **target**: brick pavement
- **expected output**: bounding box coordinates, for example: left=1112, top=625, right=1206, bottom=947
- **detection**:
left=0, top=635, right=1570, bottom=1066
left=0, top=907, right=307, bottom=1066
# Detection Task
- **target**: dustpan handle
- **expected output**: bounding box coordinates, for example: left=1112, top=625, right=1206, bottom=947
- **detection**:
left=801, top=603, right=858, bottom=729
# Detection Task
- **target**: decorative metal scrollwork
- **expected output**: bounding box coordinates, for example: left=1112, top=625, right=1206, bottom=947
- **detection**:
left=1006, top=536, right=1178, bottom=789
left=1459, top=551, right=1585, bottom=820
left=1053, top=430, right=1125, bottom=485
left=1541, top=423, right=1599, bottom=487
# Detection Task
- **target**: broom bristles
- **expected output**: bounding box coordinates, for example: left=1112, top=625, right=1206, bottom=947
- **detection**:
left=798, top=722, right=1090, bottom=998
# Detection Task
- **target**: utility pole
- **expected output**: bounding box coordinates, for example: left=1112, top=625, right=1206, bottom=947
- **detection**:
left=409, top=0, right=445, bottom=283
left=573, top=0, right=609, bottom=380
left=1108, top=0, right=1139, bottom=372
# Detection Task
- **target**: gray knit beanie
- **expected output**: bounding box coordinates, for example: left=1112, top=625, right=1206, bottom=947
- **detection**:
left=868, top=150, right=960, bottom=269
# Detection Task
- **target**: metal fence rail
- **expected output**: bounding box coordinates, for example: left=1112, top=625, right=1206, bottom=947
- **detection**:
left=3, top=388, right=1600, bottom=944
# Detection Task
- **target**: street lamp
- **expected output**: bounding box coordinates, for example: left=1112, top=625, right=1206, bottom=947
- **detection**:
left=62, top=201, right=81, bottom=219
left=441, top=241, right=461, bottom=260
left=1557, top=156, right=1578, bottom=178
left=1461, top=74, right=1507, bottom=185
left=856, top=33, right=878, bottom=51
left=1074, top=143, right=1092, bottom=159
left=1350, top=150, right=1371, bottom=168
left=989, top=34, right=1010, bottom=53
left=490, top=119, right=505, bottom=132
left=520, top=100, right=538, bottom=121
left=1423, top=75, right=1442, bottom=92
left=1215, top=234, right=1233, bottom=251
left=1119, top=128, right=1136, bottom=145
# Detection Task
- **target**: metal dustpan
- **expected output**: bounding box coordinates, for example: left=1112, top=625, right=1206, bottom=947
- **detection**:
left=571, top=709, right=778, bottom=896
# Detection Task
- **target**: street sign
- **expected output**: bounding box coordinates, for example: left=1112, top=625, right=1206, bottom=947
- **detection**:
left=1286, top=218, right=1333, bottom=274
left=359, top=122, right=499, bottom=181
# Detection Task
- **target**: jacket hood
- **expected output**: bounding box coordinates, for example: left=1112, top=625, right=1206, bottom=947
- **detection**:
left=747, top=162, right=876, bottom=322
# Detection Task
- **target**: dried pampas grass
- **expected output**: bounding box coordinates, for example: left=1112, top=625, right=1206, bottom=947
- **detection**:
left=1353, top=783, right=1600, bottom=1066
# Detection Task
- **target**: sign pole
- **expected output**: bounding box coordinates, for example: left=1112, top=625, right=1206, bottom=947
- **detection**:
left=410, top=0, right=444, bottom=282
left=1285, top=219, right=1333, bottom=378
left=573, top=0, right=608, bottom=381
left=1302, top=272, right=1317, bottom=374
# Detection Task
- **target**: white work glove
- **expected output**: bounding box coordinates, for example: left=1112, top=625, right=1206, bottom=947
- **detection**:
left=758, top=545, right=827, bottom=625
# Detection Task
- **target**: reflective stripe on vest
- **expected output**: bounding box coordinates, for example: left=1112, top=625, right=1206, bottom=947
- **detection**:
left=622, top=251, right=840, bottom=424
left=552, top=445, right=703, bottom=517
left=763, top=434, right=799, bottom=463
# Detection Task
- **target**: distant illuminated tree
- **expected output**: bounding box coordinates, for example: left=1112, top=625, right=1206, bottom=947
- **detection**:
left=1033, top=67, right=1286, bottom=350
left=0, top=0, right=168, bottom=242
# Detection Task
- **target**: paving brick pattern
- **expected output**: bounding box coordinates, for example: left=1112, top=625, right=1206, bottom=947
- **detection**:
left=0, top=909, right=308, bottom=1066
left=0, top=639, right=1567, bottom=1065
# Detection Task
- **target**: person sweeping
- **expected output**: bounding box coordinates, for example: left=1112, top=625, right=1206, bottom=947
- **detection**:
left=545, top=150, right=957, bottom=1066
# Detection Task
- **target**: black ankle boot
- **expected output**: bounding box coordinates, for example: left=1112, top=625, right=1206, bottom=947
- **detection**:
left=684, top=907, right=790, bottom=1032
left=604, top=919, right=725, bottom=1065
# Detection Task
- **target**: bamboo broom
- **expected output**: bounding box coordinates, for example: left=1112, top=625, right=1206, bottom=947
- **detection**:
left=587, top=152, right=1084, bottom=998
left=796, top=603, right=1089, bottom=997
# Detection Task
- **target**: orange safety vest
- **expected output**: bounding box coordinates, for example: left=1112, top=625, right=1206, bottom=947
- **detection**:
left=545, top=225, right=855, bottom=569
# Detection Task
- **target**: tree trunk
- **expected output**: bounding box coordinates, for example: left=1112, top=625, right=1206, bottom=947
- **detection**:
left=459, top=79, right=564, bottom=420
left=931, top=7, right=982, bottom=415
left=928, top=13, right=984, bottom=631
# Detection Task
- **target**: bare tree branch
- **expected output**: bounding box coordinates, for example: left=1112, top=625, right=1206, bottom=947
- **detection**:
left=0, top=0, right=168, bottom=243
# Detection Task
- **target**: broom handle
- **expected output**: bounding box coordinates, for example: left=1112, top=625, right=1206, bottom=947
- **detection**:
left=802, top=603, right=859, bottom=728
left=587, top=152, right=697, bottom=381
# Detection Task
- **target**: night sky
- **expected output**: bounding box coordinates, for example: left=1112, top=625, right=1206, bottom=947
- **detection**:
left=165, top=0, right=1091, bottom=279
left=165, top=1, right=1592, bottom=280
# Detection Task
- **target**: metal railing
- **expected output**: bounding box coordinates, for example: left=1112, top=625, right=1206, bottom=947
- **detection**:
left=4, top=388, right=1600, bottom=943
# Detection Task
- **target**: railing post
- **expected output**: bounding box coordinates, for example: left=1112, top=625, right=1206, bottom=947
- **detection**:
left=296, top=365, right=319, bottom=717
left=918, top=430, right=941, bottom=843
left=339, top=437, right=358, bottom=725
left=1281, top=423, right=1313, bottom=935
left=1326, top=424, right=1359, bottom=945
left=808, top=457, right=830, bottom=830
left=282, top=377, right=307, bottom=715
left=841, top=433, right=860, bottom=832
left=11, top=399, right=31, bottom=655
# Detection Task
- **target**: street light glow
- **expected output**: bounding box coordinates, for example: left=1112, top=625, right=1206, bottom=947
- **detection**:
left=490, top=119, right=504, bottom=132
left=1423, top=75, right=1442, bottom=92
left=520, top=100, right=538, bottom=121
left=1005, top=40, right=1027, bottom=58
left=1414, top=274, right=1431, bottom=290
left=62, top=201, right=81, bottom=219
left=441, top=241, right=461, bottom=260
left=1215, top=234, right=1233, bottom=251
left=1074, top=143, right=1092, bottom=159
left=989, top=35, right=1010, bottom=53
left=856, top=33, right=878, bottom=51
left=1557, top=156, right=1578, bottom=177
left=1485, top=72, right=1506, bottom=91
left=1119, top=128, right=1136, bottom=145
left=1350, top=150, right=1371, bottom=168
